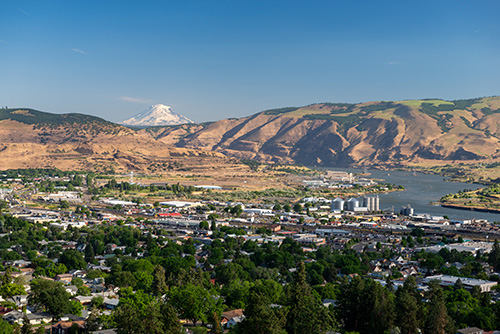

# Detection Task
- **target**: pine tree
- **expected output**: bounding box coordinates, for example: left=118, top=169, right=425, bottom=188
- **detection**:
left=395, top=277, right=420, bottom=334
left=489, top=240, right=500, bottom=271
left=424, top=280, right=449, bottom=334
left=160, top=301, right=182, bottom=333
left=240, top=286, right=287, bottom=334
left=285, top=262, right=335, bottom=334
left=338, top=277, right=394, bottom=334
left=84, top=243, right=95, bottom=263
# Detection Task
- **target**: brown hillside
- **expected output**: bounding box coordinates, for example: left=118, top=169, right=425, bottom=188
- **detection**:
left=149, top=97, right=500, bottom=167
left=2, top=97, right=500, bottom=172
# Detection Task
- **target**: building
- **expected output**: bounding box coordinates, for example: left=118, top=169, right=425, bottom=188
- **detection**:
left=423, top=275, right=497, bottom=293
left=345, top=198, right=359, bottom=211
left=331, top=198, right=345, bottom=211
left=457, top=328, right=484, bottom=334
left=400, top=205, right=414, bottom=216
left=315, top=228, right=351, bottom=237
left=365, top=196, right=380, bottom=211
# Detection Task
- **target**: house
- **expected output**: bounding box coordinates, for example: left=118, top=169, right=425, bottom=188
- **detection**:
left=2, top=310, right=24, bottom=324
left=0, top=306, right=13, bottom=317
left=56, top=274, right=73, bottom=283
left=26, top=312, right=53, bottom=325
left=65, top=285, right=78, bottom=296
left=221, top=309, right=245, bottom=328
left=458, top=328, right=484, bottom=334
left=69, top=270, right=87, bottom=278
left=7, top=295, right=28, bottom=308
left=103, top=298, right=119, bottom=309
left=52, top=320, right=85, bottom=334
left=73, top=295, right=93, bottom=305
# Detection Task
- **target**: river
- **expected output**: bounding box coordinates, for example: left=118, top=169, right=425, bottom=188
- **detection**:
left=329, top=168, right=500, bottom=222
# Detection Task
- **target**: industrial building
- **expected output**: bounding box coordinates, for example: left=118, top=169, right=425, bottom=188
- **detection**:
left=423, top=275, right=497, bottom=293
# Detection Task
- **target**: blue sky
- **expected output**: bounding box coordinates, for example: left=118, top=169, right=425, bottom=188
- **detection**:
left=1, top=1, right=499, bottom=123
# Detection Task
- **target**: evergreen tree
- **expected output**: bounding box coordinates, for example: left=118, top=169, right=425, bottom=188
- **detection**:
left=338, top=277, right=394, bottom=334
left=239, top=285, right=287, bottom=334
left=424, top=281, right=450, bottom=334
left=285, top=262, right=335, bottom=334
left=338, top=276, right=365, bottom=331
left=160, top=301, right=182, bottom=334
left=84, top=243, right=95, bottom=263
left=395, top=278, right=420, bottom=334
left=489, top=239, right=500, bottom=271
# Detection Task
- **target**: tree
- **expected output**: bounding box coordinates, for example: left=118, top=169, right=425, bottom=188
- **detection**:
left=160, top=301, right=182, bottom=333
left=69, top=300, right=84, bottom=316
left=0, top=201, right=8, bottom=213
left=338, top=276, right=394, bottom=334
left=489, top=240, right=500, bottom=271
left=239, top=285, right=287, bottom=334
left=59, top=200, right=70, bottom=209
left=230, top=205, right=243, bottom=217
left=114, top=302, right=164, bottom=334
left=293, top=203, right=302, bottom=213
left=21, top=315, right=33, bottom=334
left=92, top=296, right=104, bottom=309
left=0, top=283, right=26, bottom=298
left=395, top=277, right=420, bottom=334
left=29, top=279, right=71, bottom=319
left=83, top=309, right=101, bottom=333
left=199, top=221, right=209, bottom=230
left=424, top=281, right=450, bottom=334
left=168, top=284, right=221, bottom=326
left=59, top=249, right=86, bottom=270
left=84, top=243, right=95, bottom=263
left=0, top=318, right=13, bottom=334
left=284, top=204, right=291, bottom=212
left=209, top=311, right=223, bottom=334
left=152, top=265, right=167, bottom=296
left=285, top=262, right=335, bottom=334
left=114, top=289, right=164, bottom=334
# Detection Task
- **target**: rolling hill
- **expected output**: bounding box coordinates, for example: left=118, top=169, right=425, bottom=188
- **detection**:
left=143, top=96, right=500, bottom=167
left=0, top=108, right=242, bottom=174
left=1, top=96, right=500, bottom=172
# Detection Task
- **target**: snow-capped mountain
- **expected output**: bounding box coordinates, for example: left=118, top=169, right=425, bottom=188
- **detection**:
left=121, top=104, right=194, bottom=127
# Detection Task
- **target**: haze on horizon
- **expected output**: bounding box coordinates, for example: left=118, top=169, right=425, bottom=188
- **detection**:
left=0, top=0, right=499, bottom=123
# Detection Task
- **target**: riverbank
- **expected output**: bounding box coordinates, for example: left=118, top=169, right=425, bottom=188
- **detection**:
left=440, top=203, right=500, bottom=214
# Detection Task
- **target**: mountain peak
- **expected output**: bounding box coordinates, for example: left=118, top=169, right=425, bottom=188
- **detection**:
left=121, top=104, right=194, bottom=127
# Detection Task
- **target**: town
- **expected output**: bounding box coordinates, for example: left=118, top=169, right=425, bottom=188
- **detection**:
left=0, top=168, right=499, bottom=334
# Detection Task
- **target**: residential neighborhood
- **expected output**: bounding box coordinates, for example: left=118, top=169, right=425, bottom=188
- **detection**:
left=0, top=169, right=500, bottom=333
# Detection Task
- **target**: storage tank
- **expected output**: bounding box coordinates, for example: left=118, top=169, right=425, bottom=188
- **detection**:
left=346, top=197, right=359, bottom=211
left=400, top=205, right=414, bottom=216
left=365, top=196, right=380, bottom=211
left=331, top=197, right=345, bottom=211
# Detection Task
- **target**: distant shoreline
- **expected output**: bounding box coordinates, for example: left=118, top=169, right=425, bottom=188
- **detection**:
left=440, top=203, right=500, bottom=215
